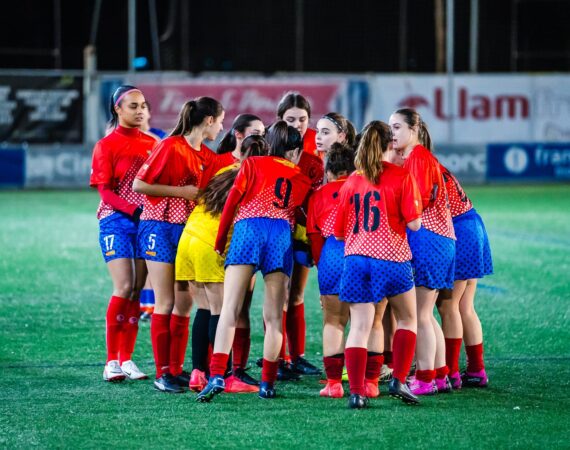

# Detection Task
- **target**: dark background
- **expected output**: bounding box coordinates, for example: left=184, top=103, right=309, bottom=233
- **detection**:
left=1, top=0, right=569, bottom=72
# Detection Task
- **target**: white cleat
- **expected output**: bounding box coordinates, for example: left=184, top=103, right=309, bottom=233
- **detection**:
left=380, top=364, right=394, bottom=383
left=103, top=360, right=126, bottom=382
left=120, top=360, right=148, bottom=380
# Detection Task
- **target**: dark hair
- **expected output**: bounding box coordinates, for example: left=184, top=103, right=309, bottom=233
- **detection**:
left=321, top=112, right=356, bottom=148
left=108, top=84, right=141, bottom=128
left=199, top=169, right=239, bottom=216
left=277, top=92, right=311, bottom=119
left=217, top=113, right=263, bottom=154
left=355, top=121, right=392, bottom=184
left=241, top=135, right=269, bottom=158
left=325, top=143, right=356, bottom=176
left=265, top=121, right=302, bottom=158
left=170, top=97, right=224, bottom=137
left=393, top=107, right=433, bottom=151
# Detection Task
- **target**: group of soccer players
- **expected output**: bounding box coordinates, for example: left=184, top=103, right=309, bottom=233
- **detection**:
left=91, top=85, right=492, bottom=409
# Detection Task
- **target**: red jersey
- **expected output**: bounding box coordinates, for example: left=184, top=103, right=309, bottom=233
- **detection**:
left=232, top=156, right=312, bottom=227
left=404, top=145, right=455, bottom=239
left=136, top=136, right=229, bottom=224
left=307, top=177, right=347, bottom=238
left=439, top=164, right=473, bottom=218
left=334, top=163, right=422, bottom=262
left=303, top=128, right=318, bottom=156
left=90, top=126, right=157, bottom=220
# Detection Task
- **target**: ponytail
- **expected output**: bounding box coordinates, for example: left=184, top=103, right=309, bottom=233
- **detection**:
left=170, top=97, right=223, bottom=137
left=354, top=121, right=391, bottom=184
left=241, top=135, right=269, bottom=159
left=418, top=120, right=433, bottom=151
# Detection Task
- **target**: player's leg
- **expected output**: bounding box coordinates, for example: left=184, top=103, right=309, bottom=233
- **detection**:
left=364, top=300, right=387, bottom=398
left=411, top=286, right=438, bottom=395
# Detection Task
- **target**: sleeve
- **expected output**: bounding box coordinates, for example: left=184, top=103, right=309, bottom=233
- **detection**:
left=90, top=141, right=113, bottom=187
left=306, top=190, right=319, bottom=235
left=97, top=184, right=139, bottom=216
left=308, top=232, right=325, bottom=266
left=400, top=172, right=423, bottom=223
left=333, top=183, right=350, bottom=239
left=136, top=141, right=172, bottom=185
left=404, top=154, right=433, bottom=209
left=214, top=186, right=244, bottom=254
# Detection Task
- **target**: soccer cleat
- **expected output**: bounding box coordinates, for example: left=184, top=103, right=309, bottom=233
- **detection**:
left=290, top=356, right=322, bottom=376
left=103, top=360, right=126, bottom=382
left=435, top=376, right=453, bottom=393
left=196, top=375, right=225, bottom=402
left=408, top=378, right=437, bottom=396
left=120, top=360, right=148, bottom=380
left=259, top=381, right=276, bottom=399
left=364, top=379, right=380, bottom=398
left=342, top=368, right=349, bottom=381
left=449, top=371, right=462, bottom=390
left=189, top=369, right=207, bottom=392
left=139, top=311, right=152, bottom=321
left=319, top=381, right=344, bottom=398
left=255, top=358, right=263, bottom=368
left=174, top=370, right=191, bottom=388
left=225, top=375, right=259, bottom=393
left=277, top=361, right=302, bottom=381
left=461, top=369, right=489, bottom=388
left=388, top=378, right=420, bottom=405
left=154, top=373, right=185, bottom=393
left=348, top=393, right=369, bottom=409
left=233, top=368, right=260, bottom=386
left=379, top=364, right=393, bottom=383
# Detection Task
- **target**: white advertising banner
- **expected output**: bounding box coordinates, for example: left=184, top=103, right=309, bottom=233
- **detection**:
left=369, top=75, right=570, bottom=144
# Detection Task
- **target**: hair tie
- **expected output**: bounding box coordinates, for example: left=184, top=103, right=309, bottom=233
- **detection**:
left=114, top=88, right=141, bottom=106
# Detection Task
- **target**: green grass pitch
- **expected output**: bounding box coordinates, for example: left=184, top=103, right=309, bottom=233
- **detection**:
left=1, top=185, right=569, bottom=448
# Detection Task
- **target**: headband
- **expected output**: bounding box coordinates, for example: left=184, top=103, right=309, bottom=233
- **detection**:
left=322, top=115, right=345, bottom=133
left=114, top=89, right=142, bottom=106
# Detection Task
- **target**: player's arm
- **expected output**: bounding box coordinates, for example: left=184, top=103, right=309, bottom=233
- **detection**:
left=214, top=186, right=244, bottom=255
left=404, top=156, right=434, bottom=209
left=97, top=184, right=141, bottom=219
left=402, top=172, right=423, bottom=231
left=132, top=178, right=198, bottom=201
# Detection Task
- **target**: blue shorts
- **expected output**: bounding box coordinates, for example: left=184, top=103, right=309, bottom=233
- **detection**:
left=453, top=209, right=493, bottom=280
left=339, top=256, right=414, bottom=304
left=318, top=236, right=345, bottom=295
left=99, top=212, right=141, bottom=263
left=225, top=218, right=293, bottom=277
left=137, top=220, right=184, bottom=264
left=407, top=226, right=455, bottom=290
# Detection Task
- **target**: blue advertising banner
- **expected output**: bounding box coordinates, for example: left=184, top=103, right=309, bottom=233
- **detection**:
left=487, top=143, right=570, bottom=181
left=0, top=148, right=25, bottom=187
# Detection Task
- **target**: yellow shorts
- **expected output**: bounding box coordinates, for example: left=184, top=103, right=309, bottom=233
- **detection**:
left=175, top=232, right=226, bottom=283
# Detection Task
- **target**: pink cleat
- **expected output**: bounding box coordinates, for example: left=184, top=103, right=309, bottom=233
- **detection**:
left=449, top=371, right=462, bottom=390
left=436, top=376, right=453, bottom=393
left=408, top=378, right=437, bottom=396
left=364, top=379, right=380, bottom=398
left=319, top=381, right=344, bottom=398
left=224, top=375, right=258, bottom=393
left=189, top=369, right=207, bottom=392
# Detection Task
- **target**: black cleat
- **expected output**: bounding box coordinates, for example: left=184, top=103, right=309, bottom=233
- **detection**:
left=291, top=356, right=322, bottom=376
left=174, top=370, right=191, bottom=388
left=259, top=381, right=276, bottom=399
left=233, top=368, right=260, bottom=386
left=348, top=394, right=369, bottom=409
left=460, top=369, right=489, bottom=388
left=255, top=358, right=263, bottom=368
left=277, top=361, right=302, bottom=381
left=154, top=373, right=185, bottom=394
left=196, top=375, right=225, bottom=402
left=388, top=378, right=420, bottom=405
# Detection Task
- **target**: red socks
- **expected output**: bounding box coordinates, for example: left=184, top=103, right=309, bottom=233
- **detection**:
left=384, top=350, right=393, bottom=369
left=105, top=295, right=129, bottom=362
left=232, top=327, right=251, bottom=370
left=151, top=313, right=171, bottom=378
left=169, top=314, right=190, bottom=377
left=416, top=369, right=436, bottom=383
left=119, top=299, right=140, bottom=364
left=210, top=353, right=229, bottom=378
left=465, top=343, right=485, bottom=372
left=345, top=347, right=367, bottom=396
left=261, top=359, right=279, bottom=383
left=392, top=329, right=417, bottom=383
left=365, top=352, right=384, bottom=383
left=445, top=337, right=463, bottom=374
left=323, top=354, right=344, bottom=381
left=435, top=365, right=449, bottom=380
left=286, top=303, right=306, bottom=360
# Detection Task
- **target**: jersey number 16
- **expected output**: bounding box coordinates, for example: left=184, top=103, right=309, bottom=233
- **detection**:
left=351, top=191, right=381, bottom=233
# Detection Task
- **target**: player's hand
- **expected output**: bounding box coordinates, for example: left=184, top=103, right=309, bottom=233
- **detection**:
left=180, top=185, right=199, bottom=201
left=214, top=238, right=227, bottom=256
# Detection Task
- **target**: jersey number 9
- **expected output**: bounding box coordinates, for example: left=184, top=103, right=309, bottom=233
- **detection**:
left=273, top=178, right=293, bottom=209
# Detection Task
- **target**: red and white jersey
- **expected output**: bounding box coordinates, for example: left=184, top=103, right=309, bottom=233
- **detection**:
left=136, top=136, right=230, bottom=224
left=307, top=177, right=347, bottom=238
left=298, top=150, right=325, bottom=192
left=303, top=128, right=318, bottom=156
left=439, top=164, right=473, bottom=218
left=404, top=145, right=455, bottom=239
left=232, top=156, right=312, bottom=228
left=334, top=163, right=422, bottom=262
left=90, top=126, right=157, bottom=220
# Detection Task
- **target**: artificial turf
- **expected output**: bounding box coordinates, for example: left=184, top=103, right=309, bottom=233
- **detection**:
left=1, top=185, right=569, bottom=449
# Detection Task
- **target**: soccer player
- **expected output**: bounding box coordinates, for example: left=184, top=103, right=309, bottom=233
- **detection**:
left=196, top=121, right=312, bottom=402
left=334, top=121, right=422, bottom=409
left=276, top=92, right=323, bottom=377
left=315, top=112, right=356, bottom=157
left=90, top=85, right=157, bottom=382
left=307, top=143, right=355, bottom=398
left=436, top=164, right=493, bottom=388
left=389, top=108, right=456, bottom=395
left=132, top=97, right=232, bottom=393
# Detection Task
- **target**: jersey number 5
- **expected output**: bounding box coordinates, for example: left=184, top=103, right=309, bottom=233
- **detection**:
left=273, top=178, right=292, bottom=209
left=351, top=191, right=381, bottom=233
